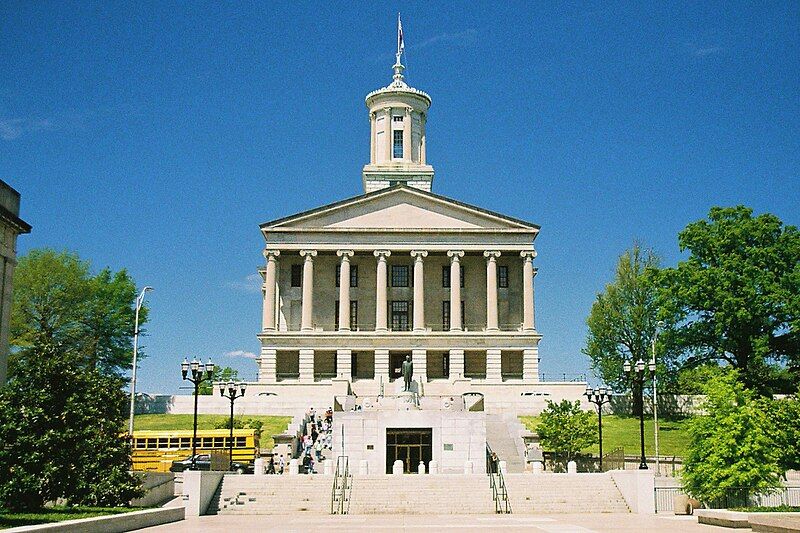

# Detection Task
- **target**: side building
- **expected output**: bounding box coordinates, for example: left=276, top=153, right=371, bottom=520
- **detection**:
left=0, top=180, right=31, bottom=385
left=251, top=52, right=585, bottom=414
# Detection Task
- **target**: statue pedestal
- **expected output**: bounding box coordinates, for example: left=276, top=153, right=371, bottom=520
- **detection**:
left=396, top=390, right=419, bottom=410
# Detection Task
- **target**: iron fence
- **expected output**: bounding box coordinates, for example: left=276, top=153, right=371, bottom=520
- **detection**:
left=654, top=486, right=800, bottom=513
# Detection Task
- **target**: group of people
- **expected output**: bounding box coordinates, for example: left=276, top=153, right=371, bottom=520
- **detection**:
left=300, top=406, right=333, bottom=474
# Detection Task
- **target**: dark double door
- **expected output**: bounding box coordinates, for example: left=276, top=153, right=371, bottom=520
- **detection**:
left=386, top=428, right=432, bottom=474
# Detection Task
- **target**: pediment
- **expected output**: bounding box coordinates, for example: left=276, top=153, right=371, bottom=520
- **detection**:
left=262, top=186, right=538, bottom=231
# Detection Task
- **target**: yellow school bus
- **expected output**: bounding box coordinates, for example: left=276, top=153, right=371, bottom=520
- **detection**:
left=131, top=429, right=259, bottom=472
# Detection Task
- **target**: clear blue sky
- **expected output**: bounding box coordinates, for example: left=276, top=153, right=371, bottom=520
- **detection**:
left=2, top=2, right=798, bottom=393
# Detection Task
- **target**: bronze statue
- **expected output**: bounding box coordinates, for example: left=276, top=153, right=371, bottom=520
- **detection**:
left=401, top=355, right=413, bottom=392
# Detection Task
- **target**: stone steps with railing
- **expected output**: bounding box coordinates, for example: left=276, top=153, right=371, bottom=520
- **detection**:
left=504, top=473, right=630, bottom=513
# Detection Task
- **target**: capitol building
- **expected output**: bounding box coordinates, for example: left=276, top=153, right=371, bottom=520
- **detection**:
left=251, top=45, right=586, bottom=418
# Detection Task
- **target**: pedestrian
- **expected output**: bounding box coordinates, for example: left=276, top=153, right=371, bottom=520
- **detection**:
left=278, top=455, right=285, bottom=475
left=267, top=456, right=275, bottom=474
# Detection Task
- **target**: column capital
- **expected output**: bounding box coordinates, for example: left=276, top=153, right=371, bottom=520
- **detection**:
left=300, top=250, right=318, bottom=260
left=336, top=249, right=354, bottom=259
left=263, top=250, right=281, bottom=260
left=370, top=111, right=376, bottom=119
left=404, top=106, right=412, bottom=115
left=447, top=250, right=465, bottom=261
left=483, top=251, right=502, bottom=260
left=520, top=250, right=537, bottom=261
left=373, top=250, right=392, bottom=259
left=410, top=250, right=428, bottom=260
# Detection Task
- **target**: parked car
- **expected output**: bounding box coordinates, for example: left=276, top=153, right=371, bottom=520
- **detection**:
left=170, top=454, right=211, bottom=472
left=169, top=454, right=255, bottom=474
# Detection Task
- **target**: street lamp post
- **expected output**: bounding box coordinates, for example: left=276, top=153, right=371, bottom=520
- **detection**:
left=624, top=358, right=656, bottom=470
left=584, top=386, right=612, bottom=471
left=219, top=380, right=247, bottom=470
left=128, top=286, right=153, bottom=437
left=181, top=357, right=215, bottom=470
left=652, top=320, right=665, bottom=476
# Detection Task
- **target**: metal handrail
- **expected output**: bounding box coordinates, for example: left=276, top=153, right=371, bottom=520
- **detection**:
left=486, top=444, right=512, bottom=514
left=330, top=456, right=351, bottom=515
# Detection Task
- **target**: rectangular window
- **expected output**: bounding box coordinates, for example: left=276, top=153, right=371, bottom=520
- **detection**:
left=498, top=265, right=509, bottom=288
left=442, top=301, right=450, bottom=330
left=291, top=264, right=302, bottom=287
left=461, top=301, right=466, bottom=329
left=391, top=265, right=409, bottom=287
left=335, top=265, right=358, bottom=287
left=350, top=300, right=358, bottom=330
left=391, top=301, right=410, bottom=331
left=393, top=115, right=404, bottom=122
left=393, top=130, right=404, bottom=158
left=442, top=266, right=464, bottom=288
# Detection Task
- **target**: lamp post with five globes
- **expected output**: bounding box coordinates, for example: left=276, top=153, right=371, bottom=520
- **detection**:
left=219, top=381, right=247, bottom=470
left=181, top=358, right=215, bottom=470
left=584, top=386, right=612, bottom=471
left=624, top=358, right=656, bottom=469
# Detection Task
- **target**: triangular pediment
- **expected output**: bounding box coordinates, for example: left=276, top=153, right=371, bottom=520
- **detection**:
left=261, top=186, right=539, bottom=231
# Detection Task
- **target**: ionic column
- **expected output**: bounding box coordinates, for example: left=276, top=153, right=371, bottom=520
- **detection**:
left=403, top=107, right=412, bottom=160
left=262, top=250, right=280, bottom=331
left=300, top=250, right=317, bottom=331
left=337, top=250, right=354, bottom=331
left=384, top=108, right=393, bottom=161
left=448, top=251, right=464, bottom=331
left=484, top=251, right=501, bottom=331
left=369, top=112, right=376, bottom=164
left=411, top=251, right=428, bottom=331
left=521, top=251, right=537, bottom=331
left=374, top=250, right=391, bottom=331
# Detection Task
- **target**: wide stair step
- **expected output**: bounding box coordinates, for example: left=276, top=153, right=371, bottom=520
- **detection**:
left=504, top=473, right=630, bottom=513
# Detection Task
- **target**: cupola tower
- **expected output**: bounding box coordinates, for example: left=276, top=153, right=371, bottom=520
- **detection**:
left=362, top=17, right=434, bottom=193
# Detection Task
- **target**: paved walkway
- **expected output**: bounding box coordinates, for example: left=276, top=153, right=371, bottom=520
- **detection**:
left=139, top=513, right=733, bottom=532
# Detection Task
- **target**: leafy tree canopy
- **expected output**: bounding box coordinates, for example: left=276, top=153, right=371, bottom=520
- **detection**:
left=658, top=206, right=800, bottom=394
left=199, top=366, right=240, bottom=395
left=536, top=400, right=597, bottom=463
left=11, top=249, right=147, bottom=376
left=682, top=371, right=782, bottom=503
left=758, top=395, right=800, bottom=477
left=0, top=339, right=142, bottom=511
left=584, top=245, right=672, bottom=391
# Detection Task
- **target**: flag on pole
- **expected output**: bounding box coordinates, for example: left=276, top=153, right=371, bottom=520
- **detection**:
left=397, top=14, right=404, bottom=56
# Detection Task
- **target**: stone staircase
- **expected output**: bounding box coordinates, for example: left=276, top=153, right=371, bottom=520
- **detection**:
left=504, top=473, right=630, bottom=513
left=485, top=414, right=526, bottom=473
left=348, top=475, right=496, bottom=514
left=212, top=475, right=332, bottom=514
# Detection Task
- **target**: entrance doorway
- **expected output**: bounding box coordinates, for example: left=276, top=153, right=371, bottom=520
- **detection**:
left=390, top=352, right=411, bottom=381
left=386, top=428, right=432, bottom=474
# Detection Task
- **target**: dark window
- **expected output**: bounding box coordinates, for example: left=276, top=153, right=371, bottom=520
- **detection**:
left=393, top=130, right=403, bottom=158
left=461, top=301, right=466, bottom=329
left=442, top=301, right=450, bottom=330
left=391, top=265, right=409, bottom=287
left=393, top=115, right=404, bottom=122
left=498, top=265, right=509, bottom=288
left=350, top=300, right=358, bottom=330
left=336, top=265, right=358, bottom=288
left=391, top=301, right=410, bottom=331
left=291, top=264, right=302, bottom=287
left=442, top=265, right=464, bottom=288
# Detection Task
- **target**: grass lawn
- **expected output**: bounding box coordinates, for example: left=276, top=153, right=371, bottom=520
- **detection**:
left=0, top=506, right=141, bottom=529
left=519, top=414, right=693, bottom=458
left=133, top=414, right=292, bottom=449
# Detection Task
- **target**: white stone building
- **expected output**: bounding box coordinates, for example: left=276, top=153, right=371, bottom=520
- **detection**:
left=250, top=51, right=586, bottom=416
left=0, top=180, right=31, bottom=385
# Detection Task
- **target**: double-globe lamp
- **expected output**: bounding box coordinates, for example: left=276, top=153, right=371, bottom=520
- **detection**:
left=181, top=357, right=215, bottom=470
left=583, top=386, right=612, bottom=471
left=623, top=358, right=656, bottom=470
left=219, top=381, right=247, bottom=470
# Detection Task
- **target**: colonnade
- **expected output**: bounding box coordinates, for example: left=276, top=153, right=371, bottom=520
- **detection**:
left=261, top=249, right=537, bottom=333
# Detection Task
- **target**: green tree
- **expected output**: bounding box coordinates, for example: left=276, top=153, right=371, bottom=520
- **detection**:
left=11, top=249, right=146, bottom=375
left=536, top=400, right=597, bottom=465
left=199, top=366, right=239, bottom=395
left=584, top=245, right=669, bottom=392
left=658, top=206, right=800, bottom=394
left=759, top=395, right=800, bottom=478
left=682, top=371, right=781, bottom=504
left=0, top=339, right=143, bottom=511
